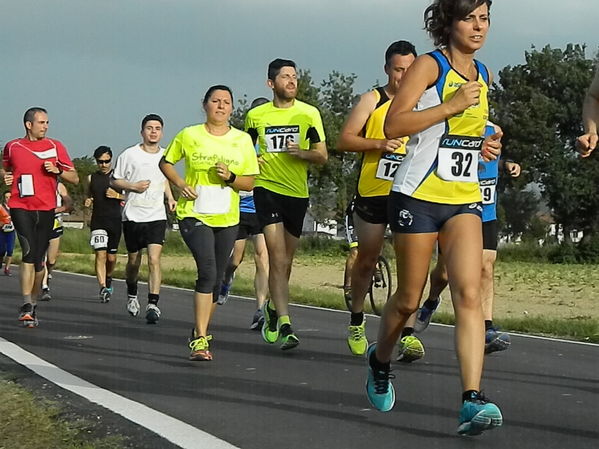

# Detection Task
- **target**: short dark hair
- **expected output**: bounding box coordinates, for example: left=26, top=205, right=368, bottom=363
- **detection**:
left=23, top=107, right=47, bottom=125
left=250, top=97, right=269, bottom=109
left=141, top=114, right=164, bottom=130
left=268, top=58, right=296, bottom=81
left=202, top=85, right=234, bottom=105
left=425, top=0, right=492, bottom=47
left=93, top=145, right=112, bottom=159
left=385, top=41, right=418, bottom=66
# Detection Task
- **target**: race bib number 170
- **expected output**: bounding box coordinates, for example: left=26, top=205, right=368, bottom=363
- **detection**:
left=264, top=126, right=300, bottom=153
left=436, top=134, right=483, bottom=183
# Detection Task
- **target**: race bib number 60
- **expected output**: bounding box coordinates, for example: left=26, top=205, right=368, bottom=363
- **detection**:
left=437, top=134, right=483, bottom=183
left=264, top=126, right=300, bottom=153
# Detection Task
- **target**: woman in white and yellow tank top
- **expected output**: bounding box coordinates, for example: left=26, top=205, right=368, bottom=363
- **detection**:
left=365, top=0, right=504, bottom=436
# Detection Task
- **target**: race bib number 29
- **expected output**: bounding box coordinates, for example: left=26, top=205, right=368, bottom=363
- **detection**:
left=264, top=126, right=300, bottom=153
left=479, top=178, right=497, bottom=205
left=437, top=134, right=483, bottom=183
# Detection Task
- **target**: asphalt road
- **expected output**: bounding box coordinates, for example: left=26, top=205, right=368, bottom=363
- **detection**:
left=0, top=268, right=598, bottom=449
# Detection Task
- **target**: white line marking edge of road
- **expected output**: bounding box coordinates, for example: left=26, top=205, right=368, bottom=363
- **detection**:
left=57, top=269, right=598, bottom=348
left=0, top=337, right=240, bottom=449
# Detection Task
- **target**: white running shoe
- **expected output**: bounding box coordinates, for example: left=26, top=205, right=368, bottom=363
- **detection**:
left=126, top=295, right=140, bottom=317
left=145, top=303, right=161, bottom=324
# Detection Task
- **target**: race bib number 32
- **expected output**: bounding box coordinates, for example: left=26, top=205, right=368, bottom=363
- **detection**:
left=264, top=126, right=300, bottom=153
left=437, top=134, right=483, bottom=183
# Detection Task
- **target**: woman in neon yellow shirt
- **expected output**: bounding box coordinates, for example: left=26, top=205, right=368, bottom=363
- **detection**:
left=160, top=85, right=259, bottom=361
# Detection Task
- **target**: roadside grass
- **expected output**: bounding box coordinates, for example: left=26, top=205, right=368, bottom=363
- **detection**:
left=429, top=311, right=599, bottom=343
left=50, top=252, right=599, bottom=343
left=0, top=377, right=125, bottom=449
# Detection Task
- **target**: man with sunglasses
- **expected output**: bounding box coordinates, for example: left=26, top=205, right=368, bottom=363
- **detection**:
left=85, top=146, right=123, bottom=302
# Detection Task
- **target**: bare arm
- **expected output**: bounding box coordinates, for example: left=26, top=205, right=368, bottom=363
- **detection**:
left=384, top=55, right=483, bottom=138
left=214, top=162, right=255, bottom=191
left=56, top=183, right=74, bottom=213
left=287, top=141, right=328, bottom=165
left=59, top=168, right=79, bottom=185
left=578, top=67, right=599, bottom=156
left=338, top=92, right=403, bottom=153
left=159, top=158, right=197, bottom=200
left=163, top=178, right=177, bottom=212
left=111, top=177, right=150, bottom=193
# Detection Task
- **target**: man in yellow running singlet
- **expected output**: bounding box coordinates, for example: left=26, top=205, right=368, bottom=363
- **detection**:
left=337, top=41, right=417, bottom=357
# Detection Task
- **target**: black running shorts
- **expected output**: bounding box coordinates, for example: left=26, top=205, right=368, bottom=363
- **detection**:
left=482, top=219, right=498, bottom=251
left=237, top=212, right=262, bottom=240
left=11, top=208, right=55, bottom=271
left=91, top=218, right=123, bottom=254
left=123, top=220, right=166, bottom=253
left=354, top=193, right=389, bottom=225
left=253, top=187, right=308, bottom=239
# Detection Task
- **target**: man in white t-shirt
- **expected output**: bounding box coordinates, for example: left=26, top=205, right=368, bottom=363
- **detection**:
left=112, top=114, right=176, bottom=324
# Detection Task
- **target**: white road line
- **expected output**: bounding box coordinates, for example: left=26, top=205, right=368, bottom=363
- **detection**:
left=0, top=337, right=240, bottom=449
left=57, top=269, right=599, bottom=347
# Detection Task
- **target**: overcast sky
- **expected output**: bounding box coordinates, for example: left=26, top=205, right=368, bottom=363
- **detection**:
left=2, top=0, right=597, bottom=158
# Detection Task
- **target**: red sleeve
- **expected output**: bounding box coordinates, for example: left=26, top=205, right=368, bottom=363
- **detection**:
left=54, top=139, right=74, bottom=171
left=2, top=142, right=10, bottom=171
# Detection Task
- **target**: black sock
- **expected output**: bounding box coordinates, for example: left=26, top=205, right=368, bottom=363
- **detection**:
left=485, top=320, right=493, bottom=330
left=369, top=350, right=390, bottom=372
left=423, top=297, right=440, bottom=309
left=148, top=293, right=159, bottom=305
left=106, top=277, right=112, bottom=289
left=462, top=390, right=479, bottom=402
left=350, top=311, right=364, bottom=326
left=401, top=327, right=414, bottom=338
left=126, top=281, right=138, bottom=296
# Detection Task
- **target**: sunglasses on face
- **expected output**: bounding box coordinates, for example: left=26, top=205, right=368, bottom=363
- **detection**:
left=96, top=159, right=111, bottom=165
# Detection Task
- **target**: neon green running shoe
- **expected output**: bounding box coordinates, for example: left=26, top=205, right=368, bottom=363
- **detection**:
left=347, top=319, right=368, bottom=356
left=396, top=335, right=425, bottom=363
left=279, top=323, right=300, bottom=350
left=261, top=300, right=279, bottom=344
left=189, top=332, right=213, bottom=361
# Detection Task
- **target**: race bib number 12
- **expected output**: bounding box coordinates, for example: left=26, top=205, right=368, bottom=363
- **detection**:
left=375, top=153, right=404, bottom=181
left=437, top=134, right=483, bottom=183
left=264, top=126, right=300, bottom=153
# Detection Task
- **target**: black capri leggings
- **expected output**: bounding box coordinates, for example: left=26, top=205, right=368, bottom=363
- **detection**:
left=11, top=208, right=55, bottom=272
left=179, top=218, right=238, bottom=302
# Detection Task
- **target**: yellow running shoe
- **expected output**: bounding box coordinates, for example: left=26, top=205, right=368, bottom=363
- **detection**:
left=279, top=323, right=300, bottom=350
left=261, top=300, right=279, bottom=344
left=396, top=335, right=425, bottom=363
left=189, top=332, right=213, bottom=361
left=347, top=319, right=368, bottom=356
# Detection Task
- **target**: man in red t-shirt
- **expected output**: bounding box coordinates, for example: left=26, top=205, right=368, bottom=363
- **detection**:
left=1, top=107, right=79, bottom=327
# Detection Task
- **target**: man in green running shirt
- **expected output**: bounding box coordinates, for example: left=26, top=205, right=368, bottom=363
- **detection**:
left=245, top=58, right=327, bottom=350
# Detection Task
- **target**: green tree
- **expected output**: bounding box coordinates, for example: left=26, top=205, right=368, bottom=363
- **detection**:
left=498, top=187, right=542, bottom=240
left=297, top=69, right=359, bottom=224
left=491, top=44, right=599, bottom=239
left=231, top=95, right=249, bottom=130
left=68, top=156, right=97, bottom=215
